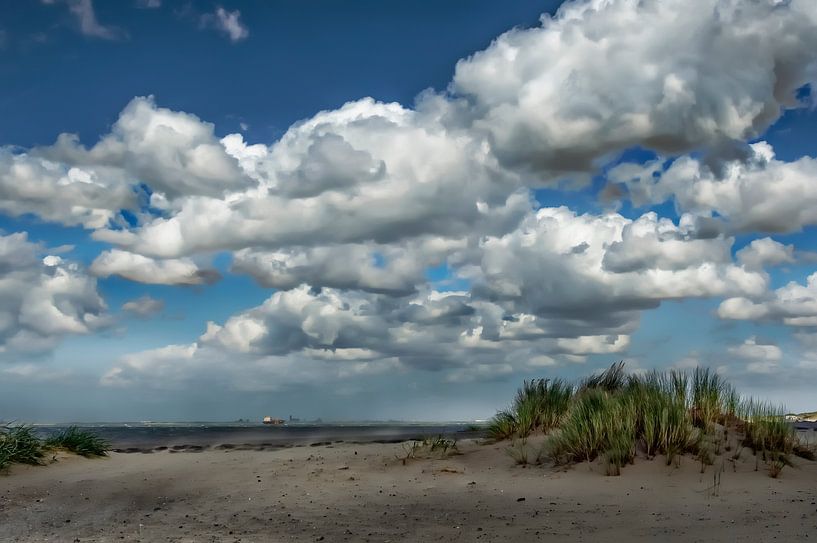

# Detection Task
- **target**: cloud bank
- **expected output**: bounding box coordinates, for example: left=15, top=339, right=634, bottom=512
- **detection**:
left=3, top=0, right=817, bottom=394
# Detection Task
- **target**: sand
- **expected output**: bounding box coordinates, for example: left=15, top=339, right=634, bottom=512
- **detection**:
left=1, top=437, right=816, bottom=542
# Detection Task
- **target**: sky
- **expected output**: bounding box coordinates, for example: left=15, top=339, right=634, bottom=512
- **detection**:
left=1, top=0, right=817, bottom=422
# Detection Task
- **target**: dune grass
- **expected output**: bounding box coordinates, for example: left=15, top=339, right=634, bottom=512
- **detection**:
left=487, top=362, right=812, bottom=477
left=487, top=378, right=573, bottom=441
left=0, top=424, right=109, bottom=472
left=45, top=426, right=110, bottom=458
left=0, top=424, right=46, bottom=471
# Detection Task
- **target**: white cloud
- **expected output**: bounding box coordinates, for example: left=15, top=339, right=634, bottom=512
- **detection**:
left=121, top=295, right=164, bottom=317
left=450, top=0, right=817, bottom=181
left=609, top=142, right=817, bottom=234
left=0, top=148, right=136, bottom=228
left=471, top=207, right=767, bottom=327
left=43, top=96, right=253, bottom=200
left=202, top=7, right=249, bottom=42
left=0, top=232, right=109, bottom=359
left=729, top=336, right=783, bottom=362
left=736, top=238, right=795, bottom=271
left=91, top=250, right=220, bottom=285
left=718, top=272, right=817, bottom=326
left=231, top=236, right=463, bottom=296
left=3, top=0, right=817, bottom=391
left=728, top=336, right=782, bottom=374
left=65, top=0, right=125, bottom=40
left=92, top=98, right=527, bottom=258
left=102, top=283, right=640, bottom=389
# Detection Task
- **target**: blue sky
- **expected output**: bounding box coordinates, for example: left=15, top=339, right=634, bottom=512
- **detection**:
left=1, top=0, right=817, bottom=422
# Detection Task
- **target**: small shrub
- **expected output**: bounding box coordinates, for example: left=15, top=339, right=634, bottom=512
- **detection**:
left=397, top=440, right=422, bottom=465
left=793, top=442, right=816, bottom=461
left=427, top=435, right=458, bottom=456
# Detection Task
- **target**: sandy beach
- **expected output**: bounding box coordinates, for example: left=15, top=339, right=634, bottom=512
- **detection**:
left=2, top=436, right=816, bottom=542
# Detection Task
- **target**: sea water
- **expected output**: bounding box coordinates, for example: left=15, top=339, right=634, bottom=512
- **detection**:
left=29, top=421, right=484, bottom=450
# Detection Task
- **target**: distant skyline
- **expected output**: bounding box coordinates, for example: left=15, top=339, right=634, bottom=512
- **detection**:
left=1, top=0, right=817, bottom=422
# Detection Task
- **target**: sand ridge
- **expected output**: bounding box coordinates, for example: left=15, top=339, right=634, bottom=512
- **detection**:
left=1, top=438, right=816, bottom=542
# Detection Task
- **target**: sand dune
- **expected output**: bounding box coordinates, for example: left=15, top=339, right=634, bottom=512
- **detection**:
left=1, top=438, right=816, bottom=542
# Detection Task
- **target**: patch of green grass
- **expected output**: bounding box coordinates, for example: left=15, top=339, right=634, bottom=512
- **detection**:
left=486, top=363, right=813, bottom=478
left=486, top=409, right=517, bottom=441
left=45, top=426, right=110, bottom=457
left=578, top=361, right=627, bottom=393
left=626, top=371, right=697, bottom=464
left=549, top=388, right=637, bottom=472
left=740, top=400, right=799, bottom=476
left=691, top=367, right=731, bottom=431
left=487, top=378, right=573, bottom=440
left=0, top=424, right=46, bottom=471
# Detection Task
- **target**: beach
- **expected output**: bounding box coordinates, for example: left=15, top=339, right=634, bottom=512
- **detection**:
left=2, top=435, right=816, bottom=542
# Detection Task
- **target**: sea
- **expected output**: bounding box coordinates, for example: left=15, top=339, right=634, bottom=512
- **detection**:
left=23, top=421, right=817, bottom=451
left=28, top=421, right=486, bottom=451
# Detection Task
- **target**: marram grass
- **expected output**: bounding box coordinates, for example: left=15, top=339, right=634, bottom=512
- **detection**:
left=487, top=362, right=815, bottom=477
left=0, top=424, right=109, bottom=472
left=0, top=424, right=45, bottom=471
left=487, top=378, right=573, bottom=441
left=45, top=426, right=110, bottom=458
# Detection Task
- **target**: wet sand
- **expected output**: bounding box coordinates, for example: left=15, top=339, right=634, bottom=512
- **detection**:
left=1, top=437, right=816, bottom=542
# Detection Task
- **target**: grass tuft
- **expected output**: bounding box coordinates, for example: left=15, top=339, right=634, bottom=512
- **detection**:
left=45, top=426, right=110, bottom=457
left=578, top=361, right=627, bottom=393
left=0, top=424, right=46, bottom=471
left=487, top=379, right=573, bottom=440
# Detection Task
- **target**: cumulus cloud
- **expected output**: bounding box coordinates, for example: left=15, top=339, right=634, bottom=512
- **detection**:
left=232, top=236, right=464, bottom=296
left=471, top=208, right=766, bottom=328
left=0, top=96, right=254, bottom=231
left=101, top=201, right=771, bottom=389
left=4, top=0, right=817, bottom=390
left=11, top=1, right=813, bottom=258
left=609, top=142, right=817, bottom=234
left=42, top=97, right=254, bottom=200
left=718, top=272, right=817, bottom=326
left=121, top=295, right=164, bottom=317
left=0, top=232, right=109, bottom=359
left=0, top=148, right=136, bottom=229
left=102, top=283, right=639, bottom=388
left=736, top=238, right=795, bottom=270
left=91, top=250, right=220, bottom=285
left=92, top=98, right=527, bottom=258
left=450, top=0, right=817, bottom=181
